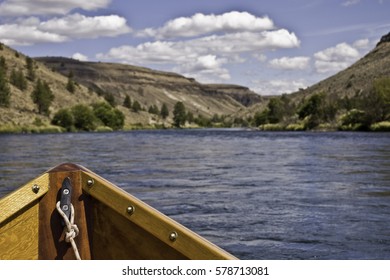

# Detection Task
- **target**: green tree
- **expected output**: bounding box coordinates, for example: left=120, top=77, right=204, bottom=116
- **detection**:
left=0, top=56, right=6, bottom=70
left=123, top=94, right=132, bottom=108
left=0, top=64, right=10, bottom=107
left=10, top=68, right=27, bottom=91
left=66, top=71, right=76, bottom=93
left=25, top=56, right=36, bottom=81
left=132, top=100, right=141, bottom=112
left=148, top=104, right=159, bottom=115
left=52, top=108, right=74, bottom=131
left=104, top=92, right=116, bottom=107
left=173, top=101, right=187, bottom=127
left=368, top=77, right=390, bottom=122
left=160, top=103, right=169, bottom=119
left=93, top=102, right=125, bottom=130
left=253, top=110, right=269, bottom=126
left=72, top=104, right=96, bottom=131
left=187, top=111, right=194, bottom=123
left=31, top=79, right=54, bottom=115
left=297, top=93, right=328, bottom=129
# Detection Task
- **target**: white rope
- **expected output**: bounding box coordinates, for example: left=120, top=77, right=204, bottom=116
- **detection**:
left=56, top=201, right=81, bottom=260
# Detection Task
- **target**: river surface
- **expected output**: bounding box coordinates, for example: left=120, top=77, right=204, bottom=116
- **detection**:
left=0, top=130, right=389, bottom=259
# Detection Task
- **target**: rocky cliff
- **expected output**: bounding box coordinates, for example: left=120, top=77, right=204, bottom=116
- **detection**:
left=36, top=57, right=262, bottom=122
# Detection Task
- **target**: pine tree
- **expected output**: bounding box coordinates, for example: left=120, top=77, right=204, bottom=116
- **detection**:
left=160, top=103, right=169, bottom=119
left=10, top=68, right=27, bottom=91
left=173, top=102, right=186, bottom=127
left=31, top=79, right=54, bottom=115
left=66, top=71, right=75, bottom=93
left=132, top=100, right=141, bottom=112
left=25, top=56, right=36, bottom=81
left=123, top=94, right=132, bottom=108
left=0, top=65, right=11, bottom=107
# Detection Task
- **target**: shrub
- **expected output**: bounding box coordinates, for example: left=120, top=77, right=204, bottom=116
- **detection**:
left=93, top=102, right=124, bottom=130
left=72, top=104, right=96, bottom=131
left=52, top=109, right=74, bottom=131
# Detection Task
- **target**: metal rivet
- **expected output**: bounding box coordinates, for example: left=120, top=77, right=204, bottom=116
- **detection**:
left=62, top=205, right=69, bottom=211
left=32, top=184, right=40, bottom=194
left=63, top=189, right=69, bottom=195
left=87, top=179, right=94, bottom=187
left=127, top=206, right=135, bottom=215
left=169, top=231, right=178, bottom=242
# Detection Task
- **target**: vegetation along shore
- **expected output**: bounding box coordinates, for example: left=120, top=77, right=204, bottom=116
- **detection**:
left=0, top=32, right=389, bottom=133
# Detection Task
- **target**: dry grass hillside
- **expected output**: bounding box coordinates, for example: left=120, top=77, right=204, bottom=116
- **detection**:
left=241, top=33, right=390, bottom=130
left=36, top=57, right=262, bottom=124
left=0, top=44, right=104, bottom=132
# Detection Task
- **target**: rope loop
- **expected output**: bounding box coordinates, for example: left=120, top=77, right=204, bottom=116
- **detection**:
left=56, top=201, right=81, bottom=260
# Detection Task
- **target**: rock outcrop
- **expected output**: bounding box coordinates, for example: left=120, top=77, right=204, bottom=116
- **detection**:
left=377, top=31, right=390, bottom=46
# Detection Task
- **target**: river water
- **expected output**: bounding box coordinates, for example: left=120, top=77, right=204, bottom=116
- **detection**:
left=0, top=130, right=389, bottom=259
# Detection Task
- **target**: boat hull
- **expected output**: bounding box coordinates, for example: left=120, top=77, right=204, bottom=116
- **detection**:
left=0, top=163, right=236, bottom=260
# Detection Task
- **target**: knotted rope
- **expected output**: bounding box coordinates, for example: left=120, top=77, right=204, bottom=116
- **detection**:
left=56, top=201, right=81, bottom=260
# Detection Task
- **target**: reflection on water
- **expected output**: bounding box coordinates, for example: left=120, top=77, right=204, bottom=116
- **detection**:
left=0, top=130, right=389, bottom=259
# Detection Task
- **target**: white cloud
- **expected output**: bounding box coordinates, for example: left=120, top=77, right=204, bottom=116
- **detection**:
left=0, top=23, right=67, bottom=45
left=352, top=38, right=370, bottom=49
left=314, top=42, right=361, bottom=73
left=72, top=52, right=88, bottom=61
left=0, top=13, right=131, bottom=45
left=40, top=13, right=132, bottom=39
left=0, top=0, right=112, bottom=16
left=173, top=55, right=230, bottom=82
left=253, top=53, right=267, bottom=62
left=98, top=29, right=299, bottom=63
left=251, top=79, right=309, bottom=95
left=97, top=29, right=299, bottom=82
left=342, top=0, right=360, bottom=7
left=269, top=56, right=310, bottom=70
left=137, top=11, right=274, bottom=39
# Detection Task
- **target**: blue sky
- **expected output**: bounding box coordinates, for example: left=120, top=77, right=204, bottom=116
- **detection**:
left=0, top=0, right=389, bottom=95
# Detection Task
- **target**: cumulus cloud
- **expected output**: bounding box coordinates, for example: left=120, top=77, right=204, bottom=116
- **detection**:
left=0, top=23, right=67, bottom=45
left=0, top=0, right=112, bottom=16
left=314, top=41, right=362, bottom=73
left=98, top=29, right=299, bottom=62
left=72, top=52, right=88, bottom=61
left=251, top=79, right=309, bottom=95
left=97, top=28, right=299, bottom=82
left=174, top=55, right=231, bottom=82
left=40, top=13, right=132, bottom=39
left=269, top=56, right=310, bottom=70
left=352, top=38, right=370, bottom=49
left=0, top=13, right=131, bottom=45
left=137, top=11, right=274, bottom=39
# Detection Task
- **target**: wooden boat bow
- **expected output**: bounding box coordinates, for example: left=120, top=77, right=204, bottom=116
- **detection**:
left=0, top=163, right=236, bottom=260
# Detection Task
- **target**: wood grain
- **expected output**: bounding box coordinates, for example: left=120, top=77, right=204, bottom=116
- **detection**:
left=38, top=169, right=92, bottom=259
left=0, top=202, right=39, bottom=260
left=91, top=201, right=188, bottom=259
left=0, top=173, right=49, bottom=224
left=81, top=170, right=236, bottom=260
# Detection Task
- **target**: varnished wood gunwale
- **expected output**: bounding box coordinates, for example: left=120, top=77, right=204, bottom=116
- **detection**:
left=80, top=166, right=236, bottom=260
left=0, top=173, right=49, bottom=260
left=0, top=163, right=237, bottom=260
left=0, top=173, right=49, bottom=224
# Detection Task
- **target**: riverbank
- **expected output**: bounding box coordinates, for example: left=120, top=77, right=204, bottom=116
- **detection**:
left=1, top=120, right=390, bottom=134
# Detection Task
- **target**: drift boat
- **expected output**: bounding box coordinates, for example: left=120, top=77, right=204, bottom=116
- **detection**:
left=0, top=163, right=236, bottom=260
